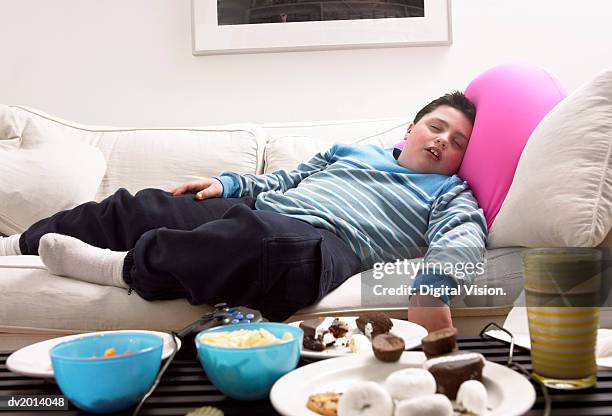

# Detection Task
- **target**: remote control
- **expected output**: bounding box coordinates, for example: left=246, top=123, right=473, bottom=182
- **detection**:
left=176, top=303, right=266, bottom=339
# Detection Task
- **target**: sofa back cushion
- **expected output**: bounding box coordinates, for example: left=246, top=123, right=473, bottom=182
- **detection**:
left=0, top=106, right=107, bottom=234
left=99, top=125, right=264, bottom=199
left=262, top=118, right=408, bottom=172
left=0, top=106, right=264, bottom=234
left=5, top=107, right=265, bottom=202
left=488, top=69, right=612, bottom=247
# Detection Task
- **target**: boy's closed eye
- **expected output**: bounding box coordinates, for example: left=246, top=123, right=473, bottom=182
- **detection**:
left=453, top=139, right=465, bottom=149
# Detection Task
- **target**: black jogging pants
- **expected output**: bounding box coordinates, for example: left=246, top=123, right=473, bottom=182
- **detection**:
left=20, top=188, right=361, bottom=321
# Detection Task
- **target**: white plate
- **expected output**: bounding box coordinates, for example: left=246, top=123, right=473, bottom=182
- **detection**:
left=6, top=330, right=181, bottom=378
left=485, top=328, right=612, bottom=370
left=596, top=329, right=612, bottom=369
left=270, top=351, right=536, bottom=416
left=289, top=317, right=427, bottom=360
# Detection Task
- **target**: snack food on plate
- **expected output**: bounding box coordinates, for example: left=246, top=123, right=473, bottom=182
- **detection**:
left=307, top=391, right=341, bottom=416
left=423, top=352, right=485, bottom=399
left=355, top=312, right=393, bottom=339
left=337, top=381, right=393, bottom=416
left=94, top=347, right=134, bottom=359
left=300, top=317, right=338, bottom=351
left=384, top=368, right=436, bottom=401
left=420, top=327, right=458, bottom=359
left=393, top=394, right=453, bottom=416
left=456, top=380, right=488, bottom=415
left=198, top=328, right=292, bottom=348
left=371, top=334, right=405, bottom=362
left=328, top=317, right=350, bottom=338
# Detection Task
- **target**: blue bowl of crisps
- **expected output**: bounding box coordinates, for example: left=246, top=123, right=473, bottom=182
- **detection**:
left=50, top=332, right=163, bottom=413
left=195, top=322, right=303, bottom=400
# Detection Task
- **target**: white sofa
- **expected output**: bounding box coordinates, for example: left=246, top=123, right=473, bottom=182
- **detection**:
left=0, top=105, right=524, bottom=349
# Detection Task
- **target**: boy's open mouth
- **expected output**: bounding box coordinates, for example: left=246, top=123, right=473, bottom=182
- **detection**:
left=426, top=147, right=441, bottom=160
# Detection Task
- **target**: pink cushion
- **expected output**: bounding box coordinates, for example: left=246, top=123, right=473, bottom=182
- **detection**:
left=395, top=63, right=566, bottom=229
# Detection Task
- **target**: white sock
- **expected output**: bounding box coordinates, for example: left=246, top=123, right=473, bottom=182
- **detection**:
left=0, top=234, right=22, bottom=256
left=38, top=233, right=128, bottom=288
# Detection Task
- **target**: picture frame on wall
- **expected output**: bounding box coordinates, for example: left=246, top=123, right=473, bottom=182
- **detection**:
left=191, top=0, right=452, bottom=55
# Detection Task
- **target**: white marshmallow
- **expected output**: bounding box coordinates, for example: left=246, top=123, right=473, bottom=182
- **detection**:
left=456, top=380, right=488, bottom=415
left=384, top=368, right=436, bottom=401
left=364, top=323, right=374, bottom=339
left=338, top=381, right=393, bottom=416
left=393, top=394, right=453, bottom=416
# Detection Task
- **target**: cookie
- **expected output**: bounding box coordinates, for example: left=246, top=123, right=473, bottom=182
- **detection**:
left=306, top=391, right=341, bottom=416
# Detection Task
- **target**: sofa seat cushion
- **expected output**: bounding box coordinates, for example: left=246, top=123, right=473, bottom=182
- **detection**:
left=300, top=247, right=524, bottom=315
left=0, top=256, right=212, bottom=333
left=0, top=248, right=522, bottom=336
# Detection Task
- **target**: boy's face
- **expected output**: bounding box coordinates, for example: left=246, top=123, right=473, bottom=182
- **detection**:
left=397, top=105, right=473, bottom=175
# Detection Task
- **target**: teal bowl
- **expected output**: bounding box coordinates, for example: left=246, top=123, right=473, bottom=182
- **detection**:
left=195, top=323, right=303, bottom=400
left=50, top=332, right=163, bottom=413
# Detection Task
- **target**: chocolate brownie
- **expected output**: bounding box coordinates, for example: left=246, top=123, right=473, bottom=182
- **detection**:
left=299, top=317, right=336, bottom=351
left=423, top=352, right=485, bottom=399
left=421, top=327, right=458, bottom=359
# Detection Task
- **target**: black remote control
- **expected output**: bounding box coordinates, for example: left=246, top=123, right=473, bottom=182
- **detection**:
left=176, top=303, right=266, bottom=339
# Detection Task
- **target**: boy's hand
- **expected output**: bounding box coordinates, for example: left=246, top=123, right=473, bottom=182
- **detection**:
left=407, top=294, right=452, bottom=333
left=171, top=178, right=223, bottom=200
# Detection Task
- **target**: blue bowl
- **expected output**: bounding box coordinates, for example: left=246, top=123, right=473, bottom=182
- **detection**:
left=50, top=332, right=163, bottom=413
left=195, top=323, right=303, bottom=400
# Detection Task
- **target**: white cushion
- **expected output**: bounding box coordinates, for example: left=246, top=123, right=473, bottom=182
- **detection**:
left=3, top=106, right=265, bottom=202
left=488, top=69, right=612, bottom=248
left=0, top=248, right=521, bottom=334
left=0, top=256, right=211, bottom=332
left=0, top=106, right=106, bottom=234
left=98, top=124, right=264, bottom=200
left=263, top=118, right=408, bottom=173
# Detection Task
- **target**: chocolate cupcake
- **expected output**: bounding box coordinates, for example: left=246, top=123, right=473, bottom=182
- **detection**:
left=423, top=352, right=485, bottom=399
left=356, top=312, right=393, bottom=339
left=372, top=334, right=405, bottom=362
left=421, top=327, right=458, bottom=359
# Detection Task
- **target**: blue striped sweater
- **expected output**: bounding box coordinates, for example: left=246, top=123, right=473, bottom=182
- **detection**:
left=216, top=144, right=486, bottom=301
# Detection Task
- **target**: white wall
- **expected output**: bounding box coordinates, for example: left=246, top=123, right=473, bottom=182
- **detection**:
left=1, top=0, right=611, bottom=127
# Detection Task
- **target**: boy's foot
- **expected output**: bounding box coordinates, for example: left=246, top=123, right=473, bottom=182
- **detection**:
left=0, top=234, right=21, bottom=256
left=38, top=233, right=128, bottom=288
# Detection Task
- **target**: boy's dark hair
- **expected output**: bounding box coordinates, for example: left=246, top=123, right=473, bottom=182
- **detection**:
left=413, top=91, right=476, bottom=126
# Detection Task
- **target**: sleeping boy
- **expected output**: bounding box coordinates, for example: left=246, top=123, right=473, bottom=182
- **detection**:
left=0, top=91, right=486, bottom=331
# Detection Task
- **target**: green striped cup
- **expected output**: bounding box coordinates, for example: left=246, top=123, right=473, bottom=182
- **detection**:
left=523, top=248, right=601, bottom=389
